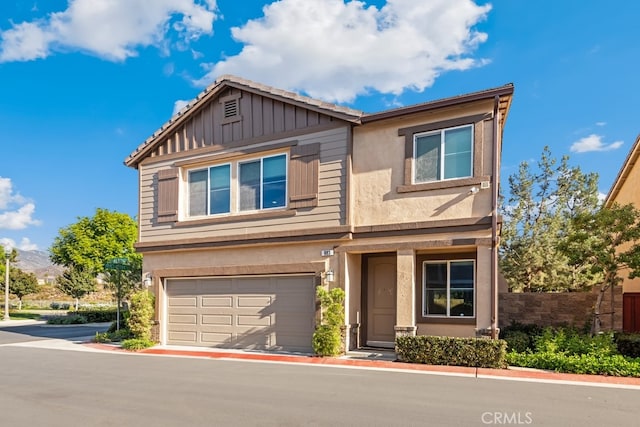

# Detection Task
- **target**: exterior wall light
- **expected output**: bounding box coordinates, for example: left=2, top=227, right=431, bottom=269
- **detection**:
left=324, top=270, right=335, bottom=283
left=143, top=273, right=153, bottom=288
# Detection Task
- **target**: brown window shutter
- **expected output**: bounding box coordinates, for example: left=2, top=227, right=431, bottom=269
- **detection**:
left=157, top=168, right=179, bottom=223
left=289, top=143, right=320, bottom=209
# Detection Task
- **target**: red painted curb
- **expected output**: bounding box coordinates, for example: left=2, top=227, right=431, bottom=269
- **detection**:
left=83, top=343, right=640, bottom=387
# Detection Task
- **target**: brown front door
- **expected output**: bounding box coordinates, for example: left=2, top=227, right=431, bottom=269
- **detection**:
left=623, top=293, right=640, bottom=333
left=366, top=255, right=397, bottom=348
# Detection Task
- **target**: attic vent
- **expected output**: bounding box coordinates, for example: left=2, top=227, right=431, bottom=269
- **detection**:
left=224, top=99, right=239, bottom=118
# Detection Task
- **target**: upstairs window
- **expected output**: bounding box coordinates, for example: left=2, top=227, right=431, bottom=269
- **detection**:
left=414, top=124, right=473, bottom=183
left=239, top=154, right=287, bottom=211
left=188, top=164, right=231, bottom=217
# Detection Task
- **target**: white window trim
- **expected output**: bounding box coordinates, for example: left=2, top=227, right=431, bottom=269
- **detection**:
left=412, top=124, right=474, bottom=184
left=187, top=162, right=232, bottom=218
left=237, top=152, right=288, bottom=213
left=422, top=259, right=476, bottom=318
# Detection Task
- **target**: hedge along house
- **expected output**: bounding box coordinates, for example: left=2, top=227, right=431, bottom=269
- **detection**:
left=125, top=75, right=514, bottom=353
left=604, top=134, right=640, bottom=333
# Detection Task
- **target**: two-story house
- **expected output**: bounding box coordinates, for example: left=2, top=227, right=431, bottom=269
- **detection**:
left=605, top=134, right=640, bottom=333
left=125, top=75, right=514, bottom=353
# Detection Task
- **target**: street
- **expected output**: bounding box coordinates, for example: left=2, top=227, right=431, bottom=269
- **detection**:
left=0, top=325, right=638, bottom=427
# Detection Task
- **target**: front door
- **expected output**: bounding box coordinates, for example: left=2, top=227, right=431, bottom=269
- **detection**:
left=366, top=255, right=397, bottom=348
left=623, top=293, right=640, bottom=333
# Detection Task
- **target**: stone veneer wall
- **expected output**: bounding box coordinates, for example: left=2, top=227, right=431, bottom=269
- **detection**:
left=499, top=286, right=623, bottom=331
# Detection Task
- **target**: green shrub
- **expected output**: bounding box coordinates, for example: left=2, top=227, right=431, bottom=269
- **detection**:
left=312, top=325, right=342, bottom=356
left=615, top=333, right=640, bottom=358
left=49, top=302, right=60, bottom=310
left=94, top=332, right=111, bottom=343
left=121, top=338, right=154, bottom=351
left=46, top=314, right=88, bottom=325
left=503, top=330, right=531, bottom=353
left=76, top=307, right=119, bottom=323
left=107, top=312, right=130, bottom=333
left=312, top=286, right=345, bottom=356
left=506, top=351, right=640, bottom=377
left=128, top=290, right=155, bottom=341
left=533, top=327, right=617, bottom=356
left=395, top=335, right=507, bottom=368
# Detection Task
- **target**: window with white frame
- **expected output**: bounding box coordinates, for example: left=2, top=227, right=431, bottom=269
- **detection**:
left=188, top=163, right=231, bottom=217
left=239, top=154, right=287, bottom=211
left=423, top=260, right=475, bottom=317
left=186, top=153, right=287, bottom=218
left=414, top=124, right=473, bottom=183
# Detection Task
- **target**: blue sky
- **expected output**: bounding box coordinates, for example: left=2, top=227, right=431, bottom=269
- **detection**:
left=0, top=0, right=638, bottom=252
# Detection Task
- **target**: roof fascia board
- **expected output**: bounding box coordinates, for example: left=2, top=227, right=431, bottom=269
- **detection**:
left=605, top=134, right=640, bottom=207
left=360, top=84, right=514, bottom=124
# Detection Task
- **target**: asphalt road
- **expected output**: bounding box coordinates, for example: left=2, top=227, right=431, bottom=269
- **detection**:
left=0, top=325, right=638, bottom=427
left=0, top=321, right=109, bottom=344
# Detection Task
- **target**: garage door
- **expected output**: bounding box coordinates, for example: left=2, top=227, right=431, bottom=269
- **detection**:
left=165, top=275, right=316, bottom=352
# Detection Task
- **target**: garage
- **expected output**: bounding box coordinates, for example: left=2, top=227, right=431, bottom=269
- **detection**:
left=165, top=275, right=316, bottom=352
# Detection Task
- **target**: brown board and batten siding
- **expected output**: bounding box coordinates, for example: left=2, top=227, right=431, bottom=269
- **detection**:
left=147, top=88, right=335, bottom=159
left=138, top=126, right=349, bottom=243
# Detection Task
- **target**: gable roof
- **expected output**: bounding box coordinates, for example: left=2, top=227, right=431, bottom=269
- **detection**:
left=605, top=134, right=640, bottom=207
left=124, top=75, right=363, bottom=167
left=124, top=75, right=514, bottom=168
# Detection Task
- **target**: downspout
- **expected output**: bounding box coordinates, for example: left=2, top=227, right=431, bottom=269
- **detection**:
left=490, top=95, right=500, bottom=339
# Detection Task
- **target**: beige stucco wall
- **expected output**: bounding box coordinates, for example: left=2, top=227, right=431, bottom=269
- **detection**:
left=351, top=101, right=495, bottom=227
left=610, top=155, right=640, bottom=293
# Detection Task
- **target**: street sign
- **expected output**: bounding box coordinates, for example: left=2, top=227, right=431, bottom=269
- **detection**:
left=104, top=257, right=131, bottom=270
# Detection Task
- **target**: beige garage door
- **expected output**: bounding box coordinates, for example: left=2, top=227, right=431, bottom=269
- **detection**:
left=165, top=275, right=316, bottom=352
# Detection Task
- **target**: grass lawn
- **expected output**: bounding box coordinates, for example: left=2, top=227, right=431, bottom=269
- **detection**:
left=6, top=311, right=41, bottom=320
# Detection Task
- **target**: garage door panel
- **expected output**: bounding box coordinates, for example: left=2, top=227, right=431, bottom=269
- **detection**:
left=166, top=275, right=315, bottom=352
left=168, top=331, right=197, bottom=343
left=168, top=314, right=197, bottom=324
left=237, top=314, right=272, bottom=326
left=168, top=297, right=198, bottom=307
left=238, top=295, right=273, bottom=307
left=201, top=332, right=233, bottom=344
left=202, top=296, right=233, bottom=307
left=201, top=314, right=233, bottom=325
left=234, top=277, right=273, bottom=292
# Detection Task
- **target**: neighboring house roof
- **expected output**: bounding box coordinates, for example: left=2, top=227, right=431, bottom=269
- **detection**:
left=605, top=133, right=640, bottom=207
left=124, top=75, right=514, bottom=168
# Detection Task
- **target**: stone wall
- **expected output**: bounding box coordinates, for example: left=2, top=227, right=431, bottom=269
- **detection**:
left=499, top=286, right=623, bottom=331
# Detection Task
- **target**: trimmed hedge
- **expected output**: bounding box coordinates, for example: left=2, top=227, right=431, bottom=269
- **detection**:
left=75, top=307, right=121, bottom=323
left=396, top=335, right=507, bottom=368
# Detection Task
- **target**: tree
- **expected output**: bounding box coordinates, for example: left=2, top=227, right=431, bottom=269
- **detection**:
left=1, top=249, right=37, bottom=310
left=50, top=208, right=141, bottom=274
left=49, top=208, right=141, bottom=311
left=560, top=203, right=640, bottom=334
left=56, top=266, right=97, bottom=310
left=499, top=146, right=601, bottom=292
left=6, top=269, right=38, bottom=310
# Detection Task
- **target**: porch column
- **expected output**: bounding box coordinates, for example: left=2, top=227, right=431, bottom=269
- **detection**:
left=395, top=249, right=417, bottom=339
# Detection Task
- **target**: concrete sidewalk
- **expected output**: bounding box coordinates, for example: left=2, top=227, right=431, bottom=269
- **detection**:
left=83, top=342, right=640, bottom=389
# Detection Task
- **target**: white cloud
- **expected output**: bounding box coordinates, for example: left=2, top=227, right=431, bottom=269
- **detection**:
left=196, top=0, right=491, bottom=103
left=0, top=203, right=42, bottom=230
left=0, top=177, right=41, bottom=230
left=173, top=99, right=191, bottom=115
left=0, top=0, right=218, bottom=62
left=0, top=237, right=39, bottom=251
left=570, top=134, right=624, bottom=153
left=595, top=122, right=606, bottom=127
